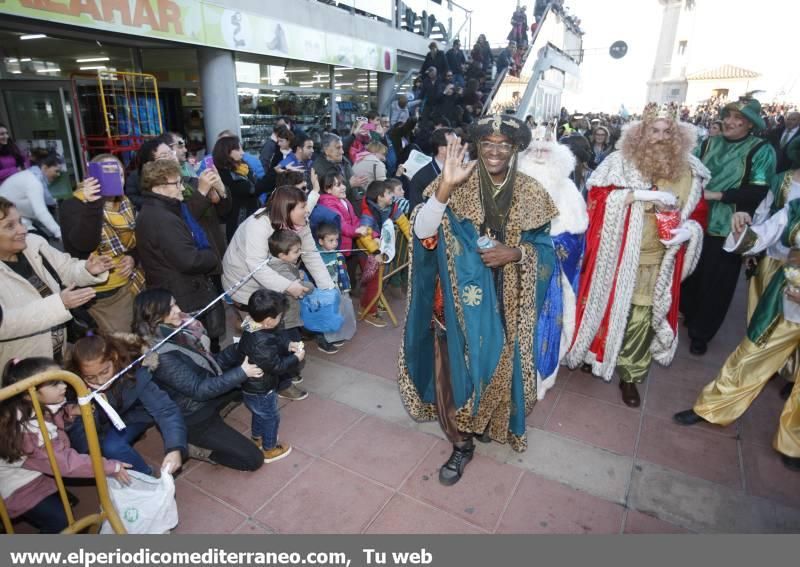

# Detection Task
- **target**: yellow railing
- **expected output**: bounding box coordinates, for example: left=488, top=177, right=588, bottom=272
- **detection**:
left=356, top=223, right=411, bottom=327
left=0, top=370, right=126, bottom=534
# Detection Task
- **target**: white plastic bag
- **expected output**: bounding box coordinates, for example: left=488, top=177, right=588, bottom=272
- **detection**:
left=100, top=469, right=178, bottom=534
left=324, top=293, right=357, bottom=343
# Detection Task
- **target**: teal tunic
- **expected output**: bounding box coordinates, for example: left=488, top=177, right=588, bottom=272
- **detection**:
left=398, top=169, right=557, bottom=452
left=697, top=135, right=776, bottom=237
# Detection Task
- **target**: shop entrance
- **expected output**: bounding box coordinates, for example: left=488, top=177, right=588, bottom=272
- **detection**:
left=0, top=82, right=80, bottom=199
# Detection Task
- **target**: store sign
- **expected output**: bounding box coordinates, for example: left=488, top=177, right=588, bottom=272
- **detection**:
left=0, top=0, right=396, bottom=73
left=202, top=5, right=395, bottom=73
left=6, top=0, right=204, bottom=42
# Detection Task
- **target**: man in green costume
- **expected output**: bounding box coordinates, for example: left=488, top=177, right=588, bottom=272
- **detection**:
left=398, top=115, right=556, bottom=485
left=681, top=97, right=777, bottom=355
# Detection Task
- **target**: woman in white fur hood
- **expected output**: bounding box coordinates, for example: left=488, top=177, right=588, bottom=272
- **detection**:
left=518, top=126, right=588, bottom=399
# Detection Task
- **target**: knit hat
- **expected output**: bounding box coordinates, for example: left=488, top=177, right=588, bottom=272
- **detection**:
left=722, top=97, right=766, bottom=130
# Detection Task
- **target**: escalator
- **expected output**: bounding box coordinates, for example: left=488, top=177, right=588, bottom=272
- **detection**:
left=481, top=4, right=583, bottom=123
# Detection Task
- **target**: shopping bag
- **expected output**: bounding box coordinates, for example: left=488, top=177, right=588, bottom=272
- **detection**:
left=300, top=287, right=343, bottom=333
left=100, top=469, right=179, bottom=534
left=324, top=293, right=357, bottom=343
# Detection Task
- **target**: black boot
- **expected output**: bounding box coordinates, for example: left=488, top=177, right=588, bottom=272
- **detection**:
left=439, top=440, right=474, bottom=486
left=673, top=409, right=706, bottom=426
left=779, top=381, right=794, bottom=401
left=475, top=430, right=492, bottom=443
left=689, top=339, right=707, bottom=355
left=619, top=381, right=640, bottom=408
left=781, top=454, right=800, bottom=472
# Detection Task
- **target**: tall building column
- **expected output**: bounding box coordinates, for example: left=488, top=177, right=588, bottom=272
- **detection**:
left=197, top=48, right=240, bottom=152
left=377, top=72, right=396, bottom=116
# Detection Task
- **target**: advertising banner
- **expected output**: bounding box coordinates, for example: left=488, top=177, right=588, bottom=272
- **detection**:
left=1, top=0, right=396, bottom=73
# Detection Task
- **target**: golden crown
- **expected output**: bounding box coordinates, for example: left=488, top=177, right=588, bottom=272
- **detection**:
left=642, top=102, right=679, bottom=123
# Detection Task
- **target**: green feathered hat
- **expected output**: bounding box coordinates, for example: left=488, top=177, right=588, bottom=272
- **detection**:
left=721, top=97, right=766, bottom=131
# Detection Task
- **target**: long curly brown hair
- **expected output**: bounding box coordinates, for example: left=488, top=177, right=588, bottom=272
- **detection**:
left=619, top=119, right=697, bottom=182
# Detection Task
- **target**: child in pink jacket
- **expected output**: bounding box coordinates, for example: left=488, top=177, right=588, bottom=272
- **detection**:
left=0, top=357, right=131, bottom=533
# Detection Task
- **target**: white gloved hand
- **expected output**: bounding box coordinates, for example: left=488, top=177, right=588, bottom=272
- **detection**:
left=633, top=189, right=677, bottom=208
left=661, top=226, right=692, bottom=247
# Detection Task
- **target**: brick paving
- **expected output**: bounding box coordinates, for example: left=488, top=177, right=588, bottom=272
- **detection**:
left=14, top=280, right=800, bottom=533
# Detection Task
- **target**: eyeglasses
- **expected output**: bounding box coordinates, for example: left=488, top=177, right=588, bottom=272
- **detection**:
left=479, top=141, right=514, bottom=154
left=159, top=180, right=183, bottom=191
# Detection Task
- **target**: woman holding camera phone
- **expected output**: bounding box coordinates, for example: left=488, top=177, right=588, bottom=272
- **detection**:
left=59, top=153, right=145, bottom=334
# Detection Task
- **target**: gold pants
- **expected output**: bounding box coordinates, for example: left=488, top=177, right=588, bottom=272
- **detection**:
left=747, top=256, right=782, bottom=321
left=693, top=318, right=800, bottom=457
left=747, top=256, right=797, bottom=383
left=616, top=305, right=654, bottom=384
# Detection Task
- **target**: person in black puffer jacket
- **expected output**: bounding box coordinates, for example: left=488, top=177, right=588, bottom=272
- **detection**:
left=133, top=288, right=265, bottom=471
left=237, top=289, right=304, bottom=463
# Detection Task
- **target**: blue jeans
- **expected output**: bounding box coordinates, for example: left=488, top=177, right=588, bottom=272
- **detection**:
left=68, top=419, right=153, bottom=475
left=21, top=493, right=68, bottom=533
left=243, top=391, right=280, bottom=450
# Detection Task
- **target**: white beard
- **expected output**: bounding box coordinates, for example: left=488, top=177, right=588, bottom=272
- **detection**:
left=518, top=142, right=588, bottom=235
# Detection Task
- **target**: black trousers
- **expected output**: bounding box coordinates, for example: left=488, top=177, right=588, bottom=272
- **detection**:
left=187, top=394, right=263, bottom=471
left=680, top=234, right=742, bottom=343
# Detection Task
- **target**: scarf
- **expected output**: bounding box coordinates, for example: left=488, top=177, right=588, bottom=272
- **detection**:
left=233, top=162, right=250, bottom=177
left=154, top=322, right=216, bottom=368
left=359, top=198, right=393, bottom=235
left=477, top=152, right=519, bottom=239
left=180, top=203, right=211, bottom=251
left=74, top=190, right=145, bottom=295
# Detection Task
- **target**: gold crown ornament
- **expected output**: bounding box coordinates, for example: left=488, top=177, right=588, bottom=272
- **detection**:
left=642, top=102, right=679, bottom=123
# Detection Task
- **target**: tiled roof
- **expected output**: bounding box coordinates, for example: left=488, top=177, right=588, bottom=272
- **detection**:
left=687, top=64, right=760, bottom=80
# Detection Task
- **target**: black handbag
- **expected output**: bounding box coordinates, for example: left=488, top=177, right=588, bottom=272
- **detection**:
left=195, top=278, right=226, bottom=340
left=39, top=252, right=98, bottom=342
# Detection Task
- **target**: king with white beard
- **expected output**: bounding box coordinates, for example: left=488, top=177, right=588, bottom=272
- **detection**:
left=518, top=126, right=588, bottom=399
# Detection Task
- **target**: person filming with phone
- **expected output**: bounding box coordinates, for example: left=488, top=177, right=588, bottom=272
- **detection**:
left=59, top=154, right=144, bottom=335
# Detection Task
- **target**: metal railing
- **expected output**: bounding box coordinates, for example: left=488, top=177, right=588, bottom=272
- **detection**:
left=0, top=370, right=126, bottom=534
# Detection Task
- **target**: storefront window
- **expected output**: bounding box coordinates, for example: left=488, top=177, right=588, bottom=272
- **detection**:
left=0, top=30, right=134, bottom=80
left=234, top=54, right=382, bottom=151
left=239, top=87, right=330, bottom=154
left=235, top=53, right=330, bottom=88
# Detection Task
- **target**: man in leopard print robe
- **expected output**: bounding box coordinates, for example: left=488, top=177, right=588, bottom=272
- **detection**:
left=399, top=114, right=557, bottom=485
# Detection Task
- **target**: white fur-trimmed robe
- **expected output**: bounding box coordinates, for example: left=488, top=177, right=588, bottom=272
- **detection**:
left=563, top=150, right=711, bottom=380
left=519, top=143, right=588, bottom=398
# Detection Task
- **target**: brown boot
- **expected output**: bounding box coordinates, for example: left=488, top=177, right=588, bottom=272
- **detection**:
left=619, top=381, right=640, bottom=408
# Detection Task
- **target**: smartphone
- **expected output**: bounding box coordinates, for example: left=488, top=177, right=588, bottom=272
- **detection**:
left=203, top=155, right=216, bottom=171
left=87, top=160, right=123, bottom=197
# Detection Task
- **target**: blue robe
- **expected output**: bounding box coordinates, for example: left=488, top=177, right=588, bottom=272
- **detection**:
left=535, top=232, right=585, bottom=381
left=398, top=170, right=557, bottom=451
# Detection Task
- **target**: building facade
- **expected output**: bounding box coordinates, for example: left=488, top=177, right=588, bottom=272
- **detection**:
left=646, top=0, right=698, bottom=104
left=0, top=0, right=466, bottom=187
